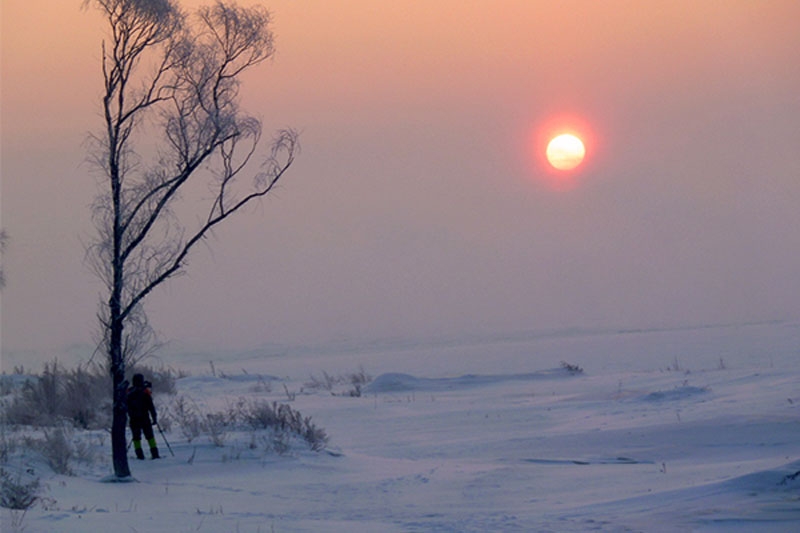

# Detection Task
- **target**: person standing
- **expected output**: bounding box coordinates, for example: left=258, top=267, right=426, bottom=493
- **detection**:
left=127, top=373, right=160, bottom=459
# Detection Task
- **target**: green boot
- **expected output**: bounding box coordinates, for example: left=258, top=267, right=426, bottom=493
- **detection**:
left=148, top=437, right=160, bottom=459
left=133, top=440, right=145, bottom=460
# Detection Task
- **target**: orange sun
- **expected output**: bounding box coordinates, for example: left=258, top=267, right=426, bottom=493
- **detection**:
left=528, top=114, right=595, bottom=190
left=546, top=133, right=585, bottom=171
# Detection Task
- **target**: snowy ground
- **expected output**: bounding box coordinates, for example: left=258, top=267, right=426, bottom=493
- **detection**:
left=3, top=321, right=800, bottom=532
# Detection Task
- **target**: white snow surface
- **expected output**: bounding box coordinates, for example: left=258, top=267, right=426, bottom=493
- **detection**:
left=3, top=321, right=800, bottom=532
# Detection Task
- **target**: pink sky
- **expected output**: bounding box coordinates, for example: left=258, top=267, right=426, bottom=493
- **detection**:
left=2, top=1, right=800, bottom=363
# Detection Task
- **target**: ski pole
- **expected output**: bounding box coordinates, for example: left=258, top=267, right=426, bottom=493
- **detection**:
left=155, top=423, right=175, bottom=457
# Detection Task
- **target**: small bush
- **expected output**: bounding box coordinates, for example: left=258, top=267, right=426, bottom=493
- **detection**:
left=269, top=431, right=292, bottom=455
left=166, top=396, right=203, bottom=443
left=167, top=396, right=329, bottom=452
left=17, top=425, right=98, bottom=476
left=0, top=426, right=19, bottom=464
left=304, top=371, right=337, bottom=392
left=203, top=412, right=230, bottom=447
left=2, top=360, right=111, bottom=430
left=241, top=400, right=328, bottom=451
left=560, top=361, right=584, bottom=375
left=304, top=367, right=372, bottom=397
left=61, top=364, right=111, bottom=429
left=39, top=427, right=74, bottom=475
left=4, top=361, right=62, bottom=426
left=1, top=360, right=182, bottom=432
left=345, top=367, right=371, bottom=397
left=0, top=468, right=41, bottom=510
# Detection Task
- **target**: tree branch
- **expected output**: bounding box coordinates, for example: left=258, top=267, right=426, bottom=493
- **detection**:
left=120, top=128, right=297, bottom=322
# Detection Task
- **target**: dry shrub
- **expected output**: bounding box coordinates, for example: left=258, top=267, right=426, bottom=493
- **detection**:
left=37, top=427, right=74, bottom=475
left=239, top=399, right=328, bottom=451
left=0, top=468, right=41, bottom=510
left=165, top=396, right=203, bottom=443
left=166, top=396, right=328, bottom=452
left=560, top=361, right=584, bottom=375
left=23, top=425, right=96, bottom=476
left=3, top=360, right=110, bottom=429
left=2, top=360, right=182, bottom=431
left=304, top=367, right=372, bottom=397
left=203, top=412, right=230, bottom=447
left=0, top=427, right=19, bottom=464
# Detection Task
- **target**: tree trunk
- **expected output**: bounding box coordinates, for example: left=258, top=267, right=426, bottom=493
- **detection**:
left=110, top=305, right=131, bottom=478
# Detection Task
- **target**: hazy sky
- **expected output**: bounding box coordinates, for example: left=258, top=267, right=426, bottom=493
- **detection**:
left=2, top=1, right=799, bottom=363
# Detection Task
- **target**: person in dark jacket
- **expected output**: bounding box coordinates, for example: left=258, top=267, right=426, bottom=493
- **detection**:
left=127, top=373, right=160, bottom=459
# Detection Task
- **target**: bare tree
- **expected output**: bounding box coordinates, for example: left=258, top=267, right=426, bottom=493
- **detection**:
left=84, top=0, right=297, bottom=479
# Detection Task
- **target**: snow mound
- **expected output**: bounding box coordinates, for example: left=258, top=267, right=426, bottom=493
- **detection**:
left=573, top=460, right=800, bottom=531
left=366, top=368, right=575, bottom=393
left=642, top=385, right=710, bottom=402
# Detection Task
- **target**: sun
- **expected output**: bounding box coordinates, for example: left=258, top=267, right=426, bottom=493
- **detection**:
left=546, top=133, right=585, bottom=171
left=527, top=115, right=595, bottom=190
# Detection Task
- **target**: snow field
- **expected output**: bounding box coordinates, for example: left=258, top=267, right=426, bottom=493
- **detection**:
left=3, top=322, right=800, bottom=531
